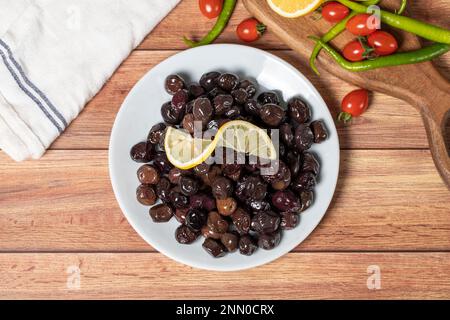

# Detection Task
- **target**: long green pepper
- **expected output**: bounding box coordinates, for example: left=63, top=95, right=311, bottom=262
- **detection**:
left=309, top=37, right=450, bottom=72
left=183, top=0, right=237, bottom=47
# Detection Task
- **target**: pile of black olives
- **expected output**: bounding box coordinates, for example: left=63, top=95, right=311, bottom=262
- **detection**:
left=130, top=71, right=328, bottom=258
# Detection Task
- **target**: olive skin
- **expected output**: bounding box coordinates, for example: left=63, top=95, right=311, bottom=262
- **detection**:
left=165, top=74, right=185, bottom=95
left=130, top=142, right=152, bottom=163
left=239, top=235, right=258, bottom=256
left=294, top=124, right=314, bottom=151
left=137, top=165, right=160, bottom=185
left=211, top=177, right=234, bottom=200
left=150, top=204, right=174, bottom=223
left=147, top=123, right=166, bottom=145
left=310, top=120, right=328, bottom=143
left=288, top=97, right=311, bottom=124
left=231, top=208, right=251, bottom=235
left=202, top=238, right=227, bottom=258
left=161, top=101, right=184, bottom=125
left=136, top=184, right=157, bottom=206
left=217, top=73, right=239, bottom=92
left=257, top=91, right=280, bottom=105
left=185, top=209, right=208, bottom=231
left=193, top=97, right=214, bottom=125
left=251, top=211, right=280, bottom=234
left=221, top=233, right=239, bottom=252
left=259, top=104, right=285, bottom=127
left=200, top=71, right=220, bottom=91
left=175, top=225, right=199, bottom=244
left=258, top=232, right=281, bottom=250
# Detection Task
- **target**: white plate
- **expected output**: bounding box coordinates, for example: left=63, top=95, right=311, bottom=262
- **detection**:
left=109, top=44, right=340, bottom=271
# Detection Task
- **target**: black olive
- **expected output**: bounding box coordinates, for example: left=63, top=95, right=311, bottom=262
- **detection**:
left=288, top=97, right=311, bottom=124
left=294, top=124, right=314, bottom=151
left=200, top=71, right=221, bottom=91
left=217, top=73, right=239, bottom=92
left=165, top=74, right=185, bottom=95
left=185, top=209, right=208, bottom=231
left=257, top=91, right=279, bottom=105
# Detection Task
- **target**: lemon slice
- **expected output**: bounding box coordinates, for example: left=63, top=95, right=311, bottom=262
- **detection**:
left=164, top=127, right=215, bottom=170
left=165, top=120, right=277, bottom=170
left=267, top=0, right=323, bottom=18
left=216, top=120, right=277, bottom=161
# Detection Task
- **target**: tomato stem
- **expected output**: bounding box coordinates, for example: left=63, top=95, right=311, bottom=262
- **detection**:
left=337, top=112, right=353, bottom=123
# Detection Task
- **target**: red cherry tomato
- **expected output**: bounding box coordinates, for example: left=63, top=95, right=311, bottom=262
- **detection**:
left=237, top=18, right=266, bottom=42
left=339, top=89, right=369, bottom=122
left=199, top=0, right=223, bottom=19
left=321, top=1, right=350, bottom=23
left=367, top=30, right=398, bottom=56
left=343, top=40, right=365, bottom=62
left=346, top=13, right=379, bottom=36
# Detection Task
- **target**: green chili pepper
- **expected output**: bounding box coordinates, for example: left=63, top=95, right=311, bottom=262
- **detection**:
left=309, top=36, right=450, bottom=72
left=183, top=0, right=237, bottom=47
left=309, top=0, right=383, bottom=75
left=396, top=0, right=407, bottom=15
left=336, top=0, right=450, bottom=44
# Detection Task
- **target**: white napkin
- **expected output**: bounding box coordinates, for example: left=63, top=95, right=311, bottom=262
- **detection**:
left=0, top=0, right=180, bottom=161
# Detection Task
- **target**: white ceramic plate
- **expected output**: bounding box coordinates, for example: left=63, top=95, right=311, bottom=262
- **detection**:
left=109, top=44, right=340, bottom=271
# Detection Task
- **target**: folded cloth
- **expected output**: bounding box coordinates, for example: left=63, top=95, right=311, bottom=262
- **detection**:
left=0, top=0, right=180, bottom=161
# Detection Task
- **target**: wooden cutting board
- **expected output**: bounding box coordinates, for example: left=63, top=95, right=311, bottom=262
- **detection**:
left=243, top=0, right=450, bottom=188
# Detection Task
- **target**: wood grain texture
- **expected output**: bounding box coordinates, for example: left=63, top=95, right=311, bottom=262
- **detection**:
left=1, top=150, right=449, bottom=252
left=1, top=0, right=450, bottom=300
left=1, top=253, right=450, bottom=299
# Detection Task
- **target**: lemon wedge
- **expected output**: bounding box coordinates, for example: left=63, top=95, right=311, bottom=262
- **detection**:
left=164, top=120, right=277, bottom=170
left=267, top=0, right=323, bottom=18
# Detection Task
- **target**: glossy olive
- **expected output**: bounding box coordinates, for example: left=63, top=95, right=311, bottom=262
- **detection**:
left=231, top=208, right=251, bottom=235
left=217, top=73, right=239, bottom=92
left=188, top=83, right=205, bottom=98
left=147, top=123, right=166, bottom=145
left=239, top=79, right=257, bottom=98
left=137, top=164, right=160, bottom=185
left=280, top=212, right=299, bottom=230
left=221, top=233, right=239, bottom=252
left=257, top=91, right=279, bottom=105
left=165, top=74, right=185, bottom=95
left=258, top=232, right=281, bottom=250
left=202, top=238, right=227, bottom=257
left=216, top=197, right=238, bottom=216
left=193, top=97, right=214, bottom=124
left=239, top=235, right=258, bottom=256
left=259, top=104, right=285, bottom=127
left=244, top=99, right=260, bottom=116
left=207, top=211, right=229, bottom=233
left=288, top=97, right=311, bottom=124
left=136, top=184, right=157, bottom=206
left=211, top=177, right=233, bottom=200
left=231, top=88, right=248, bottom=105
left=175, top=225, right=199, bottom=244
left=213, top=94, right=233, bottom=115
left=130, top=142, right=152, bottom=163
left=302, top=152, right=320, bottom=176
left=199, top=71, right=220, bottom=91
left=179, top=176, right=199, bottom=196
left=251, top=211, right=280, bottom=234
left=294, top=124, right=314, bottom=151
left=150, top=204, right=174, bottom=223
left=271, top=190, right=301, bottom=213
left=189, top=193, right=217, bottom=211
left=185, top=209, right=208, bottom=231
left=310, top=120, right=328, bottom=143
left=161, top=101, right=184, bottom=125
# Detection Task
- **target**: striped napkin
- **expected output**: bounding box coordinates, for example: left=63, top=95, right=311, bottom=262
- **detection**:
left=0, top=0, right=180, bottom=161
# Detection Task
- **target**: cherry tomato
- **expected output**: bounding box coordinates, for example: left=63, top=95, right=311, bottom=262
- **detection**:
left=237, top=18, right=266, bottom=42
left=343, top=40, right=365, bottom=62
left=346, top=13, right=379, bottom=36
left=367, top=30, right=398, bottom=56
left=199, top=0, right=223, bottom=19
left=338, top=89, right=369, bottom=122
left=321, top=1, right=350, bottom=23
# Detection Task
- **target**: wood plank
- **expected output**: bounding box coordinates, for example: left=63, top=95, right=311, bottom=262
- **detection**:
left=1, top=253, right=449, bottom=299
left=1, top=150, right=449, bottom=252
left=50, top=50, right=435, bottom=150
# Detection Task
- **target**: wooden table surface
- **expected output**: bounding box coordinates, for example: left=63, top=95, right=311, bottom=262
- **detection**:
left=1, top=0, right=450, bottom=300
